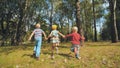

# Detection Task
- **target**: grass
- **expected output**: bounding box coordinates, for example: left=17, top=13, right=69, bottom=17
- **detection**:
left=0, top=42, right=120, bottom=68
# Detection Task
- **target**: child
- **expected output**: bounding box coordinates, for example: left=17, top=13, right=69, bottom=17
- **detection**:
left=48, top=25, right=64, bottom=59
left=63, top=26, right=85, bottom=59
left=28, top=23, right=47, bottom=60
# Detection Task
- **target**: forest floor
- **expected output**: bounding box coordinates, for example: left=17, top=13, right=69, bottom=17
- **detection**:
left=0, top=42, right=120, bottom=68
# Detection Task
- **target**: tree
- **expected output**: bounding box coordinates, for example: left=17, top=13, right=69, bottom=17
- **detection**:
left=116, top=0, right=120, bottom=40
left=109, top=0, right=118, bottom=43
left=92, top=0, right=97, bottom=41
left=76, top=0, right=81, bottom=34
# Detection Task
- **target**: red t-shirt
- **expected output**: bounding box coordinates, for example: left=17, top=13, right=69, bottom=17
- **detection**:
left=66, top=32, right=83, bottom=45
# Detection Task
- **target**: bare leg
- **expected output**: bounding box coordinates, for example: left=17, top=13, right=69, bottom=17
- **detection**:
left=55, top=43, right=59, bottom=54
left=74, top=47, right=81, bottom=59
left=51, top=43, right=55, bottom=59
left=74, top=47, right=77, bottom=56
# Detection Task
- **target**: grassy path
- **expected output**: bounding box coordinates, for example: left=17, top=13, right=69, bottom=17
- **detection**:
left=0, top=42, right=120, bottom=68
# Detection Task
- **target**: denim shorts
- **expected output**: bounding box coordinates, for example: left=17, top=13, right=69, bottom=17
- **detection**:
left=70, top=44, right=80, bottom=52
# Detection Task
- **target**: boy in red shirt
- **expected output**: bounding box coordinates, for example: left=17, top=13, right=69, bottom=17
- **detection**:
left=64, top=26, right=85, bottom=59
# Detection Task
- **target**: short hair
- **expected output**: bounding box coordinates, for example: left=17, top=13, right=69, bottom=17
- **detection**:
left=52, top=25, right=57, bottom=30
left=72, top=26, right=78, bottom=32
left=35, top=23, right=40, bottom=28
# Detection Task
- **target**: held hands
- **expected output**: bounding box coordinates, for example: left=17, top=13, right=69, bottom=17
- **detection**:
left=61, top=35, right=65, bottom=38
left=28, top=37, right=31, bottom=41
left=44, top=37, right=48, bottom=40
left=45, top=36, right=51, bottom=41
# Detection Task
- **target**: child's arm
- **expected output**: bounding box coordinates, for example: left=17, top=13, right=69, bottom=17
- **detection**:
left=47, top=32, right=52, bottom=39
left=65, top=33, right=73, bottom=38
left=80, top=35, right=85, bottom=46
left=58, top=31, right=65, bottom=38
left=42, top=31, right=47, bottom=40
left=28, top=31, right=34, bottom=41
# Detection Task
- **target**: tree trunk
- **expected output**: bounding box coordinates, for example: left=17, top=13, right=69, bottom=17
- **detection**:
left=15, top=1, right=25, bottom=45
left=109, top=0, right=118, bottom=43
left=0, top=18, right=5, bottom=46
left=92, top=0, right=97, bottom=42
left=76, top=0, right=81, bottom=34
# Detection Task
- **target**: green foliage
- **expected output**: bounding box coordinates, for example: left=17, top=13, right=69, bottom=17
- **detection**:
left=1, top=0, right=120, bottom=46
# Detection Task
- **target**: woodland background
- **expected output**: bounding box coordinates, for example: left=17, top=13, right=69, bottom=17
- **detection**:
left=0, top=0, right=120, bottom=46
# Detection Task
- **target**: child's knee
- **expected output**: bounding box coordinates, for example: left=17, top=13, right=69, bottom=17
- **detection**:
left=70, top=47, right=74, bottom=52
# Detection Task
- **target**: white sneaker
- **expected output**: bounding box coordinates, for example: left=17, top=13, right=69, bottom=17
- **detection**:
left=77, top=57, right=81, bottom=60
left=51, top=55, right=55, bottom=59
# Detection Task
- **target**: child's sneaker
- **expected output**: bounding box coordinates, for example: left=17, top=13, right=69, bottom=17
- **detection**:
left=36, top=57, right=39, bottom=60
left=32, top=52, right=36, bottom=57
left=51, top=55, right=55, bottom=59
left=77, top=57, right=81, bottom=60
left=75, top=54, right=81, bottom=59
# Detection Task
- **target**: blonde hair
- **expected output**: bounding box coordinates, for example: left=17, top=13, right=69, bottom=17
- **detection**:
left=35, top=23, right=40, bottom=28
left=52, top=25, right=57, bottom=30
left=72, top=26, right=78, bottom=32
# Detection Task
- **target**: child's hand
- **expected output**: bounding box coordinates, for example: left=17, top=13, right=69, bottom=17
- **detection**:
left=81, top=36, right=85, bottom=40
left=28, top=38, right=31, bottom=41
left=62, top=35, right=65, bottom=38
left=44, top=37, right=48, bottom=40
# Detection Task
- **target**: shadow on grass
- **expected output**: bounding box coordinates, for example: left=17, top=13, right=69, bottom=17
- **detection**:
left=58, top=53, right=74, bottom=59
left=0, top=46, right=19, bottom=55
left=22, top=53, right=36, bottom=59
left=0, top=45, right=33, bottom=56
left=58, top=45, right=69, bottom=48
left=42, top=50, right=74, bottom=59
left=42, top=51, right=51, bottom=55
